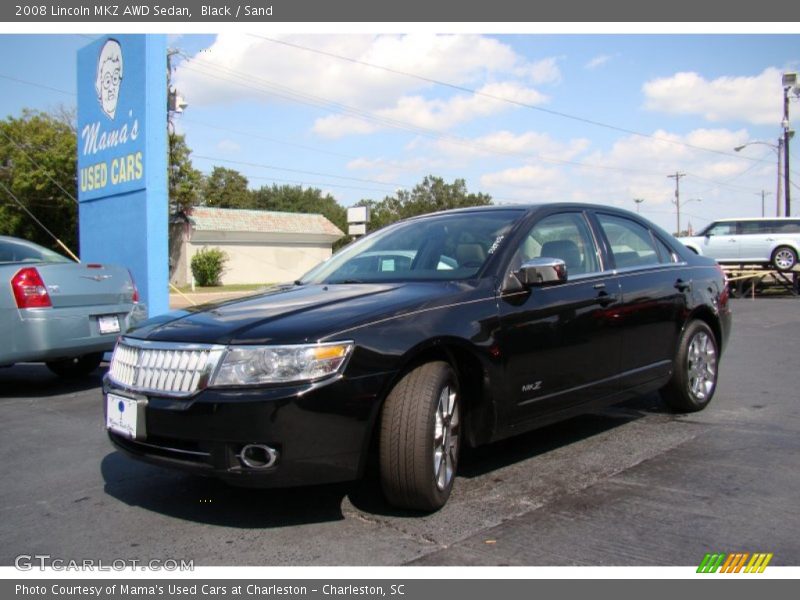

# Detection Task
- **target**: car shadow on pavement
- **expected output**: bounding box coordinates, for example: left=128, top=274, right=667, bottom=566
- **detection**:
left=346, top=393, right=674, bottom=517
left=100, top=451, right=353, bottom=528
left=100, top=393, right=675, bottom=524
left=0, top=363, right=107, bottom=398
left=458, top=392, right=671, bottom=480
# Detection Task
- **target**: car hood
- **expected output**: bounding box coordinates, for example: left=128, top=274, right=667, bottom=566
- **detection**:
left=128, top=282, right=476, bottom=345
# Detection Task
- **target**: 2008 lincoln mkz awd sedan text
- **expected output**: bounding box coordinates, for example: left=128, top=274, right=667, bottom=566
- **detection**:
left=104, top=204, right=731, bottom=511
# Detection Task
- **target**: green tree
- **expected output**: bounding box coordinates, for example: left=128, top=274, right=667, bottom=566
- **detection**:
left=0, top=110, right=78, bottom=252
left=168, top=132, right=202, bottom=213
left=357, top=175, right=492, bottom=232
left=202, top=166, right=250, bottom=208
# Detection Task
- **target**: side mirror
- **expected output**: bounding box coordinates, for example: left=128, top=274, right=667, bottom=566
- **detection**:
left=514, top=257, right=568, bottom=287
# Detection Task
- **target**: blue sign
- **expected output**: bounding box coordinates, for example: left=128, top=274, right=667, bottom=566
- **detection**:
left=77, top=35, right=168, bottom=316
left=77, top=36, right=147, bottom=201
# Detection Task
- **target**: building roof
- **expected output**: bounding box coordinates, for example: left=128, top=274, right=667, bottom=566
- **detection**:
left=186, top=206, right=344, bottom=238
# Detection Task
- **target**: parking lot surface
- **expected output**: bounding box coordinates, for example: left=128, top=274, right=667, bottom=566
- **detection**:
left=1, top=298, right=798, bottom=566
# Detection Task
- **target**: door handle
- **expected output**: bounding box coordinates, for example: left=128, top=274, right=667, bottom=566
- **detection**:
left=675, top=278, right=692, bottom=292
left=595, top=291, right=618, bottom=306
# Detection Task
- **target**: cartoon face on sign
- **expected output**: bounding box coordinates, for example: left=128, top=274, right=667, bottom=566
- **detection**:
left=95, top=39, right=123, bottom=120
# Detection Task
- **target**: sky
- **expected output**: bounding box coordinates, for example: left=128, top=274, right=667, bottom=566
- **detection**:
left=0, top=32, right=799, bottom=234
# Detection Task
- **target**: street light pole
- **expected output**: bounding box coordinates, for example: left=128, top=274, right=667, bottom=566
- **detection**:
left=633, top=198, right=644, bottom=213
left=734, top=140, right=783, bottom=216
left=782, top=72, right=799, bottom=217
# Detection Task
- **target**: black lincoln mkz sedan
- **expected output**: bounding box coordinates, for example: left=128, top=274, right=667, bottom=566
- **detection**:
left=104, top=204, right=731, bottom=511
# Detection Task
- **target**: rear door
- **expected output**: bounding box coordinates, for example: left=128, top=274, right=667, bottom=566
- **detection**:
left=737, top=221, right=772, bottom=263
left=593, top=212, right=687, bottom=387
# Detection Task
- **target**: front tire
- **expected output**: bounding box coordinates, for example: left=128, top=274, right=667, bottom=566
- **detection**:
left=46, top=353, right=104, bottom=378
left=660, top=321, right=719, bottom=412
left=379, top=361, right=460, bottom=511
left=771, top=245, right=798, bottom=272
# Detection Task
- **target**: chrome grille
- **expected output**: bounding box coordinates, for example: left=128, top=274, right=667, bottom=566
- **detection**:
left=108, top=338, right=226, bottom=396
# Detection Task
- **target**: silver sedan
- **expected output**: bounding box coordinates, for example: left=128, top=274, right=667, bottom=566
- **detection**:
left=0, top=236, right=147, bottom=377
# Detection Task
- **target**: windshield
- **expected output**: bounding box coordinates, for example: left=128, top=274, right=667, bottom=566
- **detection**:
left=0, top=239, right=73, bottom=265
left=300, top=210, right=523, bottom=284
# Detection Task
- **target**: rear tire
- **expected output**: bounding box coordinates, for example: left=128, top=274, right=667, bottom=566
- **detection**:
left=771, top=245, right=797, bottom=272
left=379, top=361, right=460, bottom=511
left=660, top=321, right=719, bottom=413
left=46, top=353, right=104, bottom=378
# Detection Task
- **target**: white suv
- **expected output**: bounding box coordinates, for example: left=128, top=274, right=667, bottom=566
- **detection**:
left=682, top=218, right=800, bottom=271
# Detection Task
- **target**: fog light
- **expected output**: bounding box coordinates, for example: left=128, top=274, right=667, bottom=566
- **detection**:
left=239, top=444, right=279, bottom=469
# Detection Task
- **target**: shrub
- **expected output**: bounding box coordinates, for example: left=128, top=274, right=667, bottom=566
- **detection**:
left=190, top=247, right=228, bottom=287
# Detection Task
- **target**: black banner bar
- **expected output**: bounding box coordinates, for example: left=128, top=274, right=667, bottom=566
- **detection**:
left=3, top=0, right=800, bottom=23
left=4, top=579, right=799, bottom=600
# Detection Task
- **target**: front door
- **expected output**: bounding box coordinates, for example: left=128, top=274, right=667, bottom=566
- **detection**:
left=497, top=211, right=623, bottom=427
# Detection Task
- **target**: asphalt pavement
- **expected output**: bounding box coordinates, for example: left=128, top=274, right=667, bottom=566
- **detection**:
left=1, top=298, right=798, bottom=566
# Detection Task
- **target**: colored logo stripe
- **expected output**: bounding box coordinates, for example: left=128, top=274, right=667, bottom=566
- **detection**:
left=697, top=552, right=773, bottom=573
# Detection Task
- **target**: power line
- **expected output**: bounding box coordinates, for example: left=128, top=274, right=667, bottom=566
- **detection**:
left=0, top=73, right=75, bottom=97
left=182, top=117, right=362, bottom=161
left=0, top=181, right=80, bottom=261
left=247, top=34, right=774, bottom=165
left=0, top=128, right=79, bottom=205
left=192, top=154, right=410, bottom=189
left=179, top=58, right=668, bottom=177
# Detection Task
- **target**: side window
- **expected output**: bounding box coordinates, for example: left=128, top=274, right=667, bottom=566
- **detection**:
left=597, top=214, right=661, bottom=269
left=706, top=222, right=736, bottom=236
left=739, top=221, right=764, bottom=234
left=785, top=221, right=800, bottom=233
left=509, top=213, right=600, bottom=276
left=654, top=236, right=678, bottom=264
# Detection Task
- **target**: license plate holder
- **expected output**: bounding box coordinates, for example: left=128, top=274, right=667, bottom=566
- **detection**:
left=98, top=314, right=121, bottom=334
left=106, top=393, right=147, bottom=440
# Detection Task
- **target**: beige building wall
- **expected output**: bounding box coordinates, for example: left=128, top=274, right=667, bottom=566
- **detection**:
left=189, top=241, right=331, bottom=285
left=171, top=230, right=337, bottom=286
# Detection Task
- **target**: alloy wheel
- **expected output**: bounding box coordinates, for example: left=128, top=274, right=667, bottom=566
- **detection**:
left=433, top=384, right=460, bottom=491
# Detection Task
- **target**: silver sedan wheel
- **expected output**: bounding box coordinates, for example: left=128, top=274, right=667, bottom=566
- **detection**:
left=773, top=248, right=797, bottom=271
left=687, top=331, right=717, bottom=401
left=433, top=385, right=459, bottom=491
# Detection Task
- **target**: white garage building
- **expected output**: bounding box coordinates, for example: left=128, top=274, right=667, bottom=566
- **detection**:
left=169, top=206, right=344, bottom=286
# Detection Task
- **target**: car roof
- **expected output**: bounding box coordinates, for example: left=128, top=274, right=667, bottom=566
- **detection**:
left=403, top=202, right=642, bottom=220
left=708, top=217, right=800, bottom=222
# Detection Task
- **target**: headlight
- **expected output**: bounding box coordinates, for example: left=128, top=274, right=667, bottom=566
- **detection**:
left=211, top=342, right=354, bottom=386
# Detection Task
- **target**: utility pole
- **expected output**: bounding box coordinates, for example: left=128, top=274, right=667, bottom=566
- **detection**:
left=783, top=87, right=792, bottom=217
left=777, top=138, right=784, bottom=217
left=759, top=190, right=770, bottom=217
left=668, top=172, right=686, bottom=236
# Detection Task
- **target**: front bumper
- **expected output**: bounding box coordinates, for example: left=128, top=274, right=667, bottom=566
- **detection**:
left=103, top=371, right=391, bottom=488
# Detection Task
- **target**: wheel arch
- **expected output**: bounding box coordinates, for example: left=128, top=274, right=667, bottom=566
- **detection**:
left=361, top=337, right=496, bottom=472
left=685, top=306, right=723, bottom=353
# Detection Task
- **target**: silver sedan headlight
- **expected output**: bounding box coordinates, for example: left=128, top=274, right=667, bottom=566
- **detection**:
left=211, top=342, right=354, bottom=386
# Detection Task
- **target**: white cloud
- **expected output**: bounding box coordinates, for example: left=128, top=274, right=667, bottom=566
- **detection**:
left=477, top=127, right=758, bottom=214
left=345, top=156, right=444, bottom=185
left=517, top=57, right=562, bottom=84
left=312, top=82, right=548, bottom=138
left=642, top=67, right=785, bottom=124
left=585, top=54, right=613, bottom=70
left=481, top=165, right=563, bottom=188
left=175, top=34, right=559, bottom=138
left=432, top=130, right=590, bottom=162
